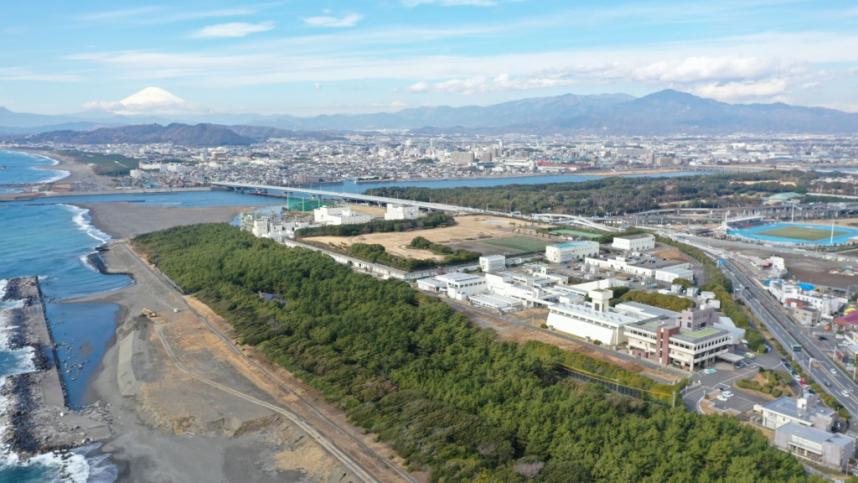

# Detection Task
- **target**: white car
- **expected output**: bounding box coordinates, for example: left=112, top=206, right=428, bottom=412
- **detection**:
left=722, top=391, right=734, bottom=398
left=716, top=394, right=729, bottom=402
left=842, top=390, right=851, bottom=398
left=830, top=368, right=838, bottom=375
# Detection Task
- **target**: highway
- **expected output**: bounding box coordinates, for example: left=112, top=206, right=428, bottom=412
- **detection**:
left=662, top=231, right=858, bottom=418
left=722, top=258, right=858, bottom=417
left=214, top=180, right=618, bottom=232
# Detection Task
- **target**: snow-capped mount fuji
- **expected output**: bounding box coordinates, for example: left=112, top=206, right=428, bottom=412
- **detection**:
left=116, top=87, right=188, bottom=113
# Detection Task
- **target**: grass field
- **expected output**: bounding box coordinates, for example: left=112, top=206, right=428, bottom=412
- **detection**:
left=483, top=236, right=550, bottom=253
left=758, top=226, right=846, bottom=241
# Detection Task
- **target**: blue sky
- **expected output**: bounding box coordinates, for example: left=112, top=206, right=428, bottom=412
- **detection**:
left=1, top=0, right=857, bottom=116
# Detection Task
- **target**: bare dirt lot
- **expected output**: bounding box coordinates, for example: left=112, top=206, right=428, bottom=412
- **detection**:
left=306, top=215, right=549, bottom=259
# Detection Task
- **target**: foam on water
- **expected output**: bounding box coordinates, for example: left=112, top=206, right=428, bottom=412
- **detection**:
left=60, top=204, right=111, bottom=245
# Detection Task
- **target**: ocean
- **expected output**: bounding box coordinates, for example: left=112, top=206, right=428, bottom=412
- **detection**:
left=0, top=149, right=702, bottom=481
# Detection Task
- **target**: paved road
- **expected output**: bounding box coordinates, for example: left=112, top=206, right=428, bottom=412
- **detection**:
left=723, top=258, right=858, bottom=417
left=662, top=232, right=858, bottom=418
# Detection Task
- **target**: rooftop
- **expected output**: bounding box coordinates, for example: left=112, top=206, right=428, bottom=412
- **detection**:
left=761, top=396, right=835, bottom=421
left=674, top=326, right=724, bottom=341
left=614, top=233, right=654, bottom=240
left=436, top=272, right=483, bottom=283
left=776, top=423, right=854, bottom=447
left=549, top=302, right=650, bottom=328
left=552, top=241, right=599, bottom=249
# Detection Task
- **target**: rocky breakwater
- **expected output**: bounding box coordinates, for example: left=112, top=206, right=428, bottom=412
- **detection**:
left=1, top=277, right=112, bottom=455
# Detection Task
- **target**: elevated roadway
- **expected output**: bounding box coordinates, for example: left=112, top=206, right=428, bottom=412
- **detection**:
left=214, top=181, right=619, bottom=232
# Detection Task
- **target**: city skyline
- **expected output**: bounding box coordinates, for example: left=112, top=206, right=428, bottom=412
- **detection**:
left=2, top=0, right=858, bottom=116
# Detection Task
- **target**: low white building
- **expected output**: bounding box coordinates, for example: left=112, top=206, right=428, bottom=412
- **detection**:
left=585, top=256, right=694, bottom=284
left=774, top=423, right=855, bottom=472
left=545, top=241, right=600, bottom=263
left=384, top=204, right=421, bottom=221
left=479, top=255, right=506, bottom=273
left=612, top=234, right=655, bottom=252
left=434, top=272, right=486, bottom=300
left=766, top=279, right=846, bottom=319
left=546, top=289, right=651, bottom=346
left=313, top=206, right=374, bottom=226
left=754, top=394, right=838, bottom=432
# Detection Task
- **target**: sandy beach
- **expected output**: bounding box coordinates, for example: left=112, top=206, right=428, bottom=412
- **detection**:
left=23, top=149, right=117, bottom=192
left=78, top=202, right=253, bottom=239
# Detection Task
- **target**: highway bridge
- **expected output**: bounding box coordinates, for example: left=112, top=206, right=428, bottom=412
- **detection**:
left=214, top=181, right=619, bottom=232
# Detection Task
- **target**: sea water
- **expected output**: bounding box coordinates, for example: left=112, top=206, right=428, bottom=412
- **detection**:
left=0, top=150, right=69, bottom=192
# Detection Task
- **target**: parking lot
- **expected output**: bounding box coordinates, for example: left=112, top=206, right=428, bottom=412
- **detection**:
left=682, top=349, right=795, bottom=415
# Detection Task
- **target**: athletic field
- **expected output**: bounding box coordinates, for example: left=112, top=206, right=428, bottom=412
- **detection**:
left=757, top=225, right=846, bottom=241
left=550, top=228, right=604, bottom=239
left=483, top=236, right=550, bottom=253
left=729, top=222, right=858, bottom=246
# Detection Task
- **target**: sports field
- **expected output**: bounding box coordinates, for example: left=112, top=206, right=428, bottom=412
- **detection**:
left=757, top=225, right=846, bottom=241
left=483, top=236, right=550, bottom=253
left=729, top=222, right=858, bottom=246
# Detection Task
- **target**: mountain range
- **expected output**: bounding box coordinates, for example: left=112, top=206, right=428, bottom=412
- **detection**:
left=3, top=90, right=858, bottom=143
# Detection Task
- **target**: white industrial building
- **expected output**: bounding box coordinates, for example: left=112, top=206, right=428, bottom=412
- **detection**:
left=469, top=293, right=523, bottom=312
left=313, top=206, right=374, bottom=226
left=384, top=204, right=421, bottom=221
left=545, top=241, right=600, bottom=263
left=479, top=255, right=506, bottom=273
left=754, top=394, right=839, bottom=432
left=612, top=234, right=655, bottom=252
left=766, top=279, right=846, bottom=319
left=774, top=423, right=855, bottom=472
left=585, top=256, right=694, bottom=284
left=430, top=272, right=486, bottom=301
left=546, top=289, right=653, bottom=346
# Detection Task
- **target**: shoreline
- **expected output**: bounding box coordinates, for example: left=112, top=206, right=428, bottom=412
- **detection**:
left=1, top=277, right=112, bottom=457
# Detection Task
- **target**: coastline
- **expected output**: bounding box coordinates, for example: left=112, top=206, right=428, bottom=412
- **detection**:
left=0, top=278, right=111, bottom=470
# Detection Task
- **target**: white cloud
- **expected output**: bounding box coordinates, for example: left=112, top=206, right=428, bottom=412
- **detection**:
left=303, top=13, right=363, bottom=28
left=0, top=67, right=80, bottom=82
left=191, top=22, right=275, bottom=39
left=691, top=79, right=788, bottom=101
left=409, top=73, right=575, bottom=95
left=631, top=57, right=786, bottom=83
left=402, top=0, right=498, bottom=6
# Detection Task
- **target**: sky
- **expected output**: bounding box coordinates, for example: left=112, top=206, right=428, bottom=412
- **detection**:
left=1, top=0, right=857, bottom=116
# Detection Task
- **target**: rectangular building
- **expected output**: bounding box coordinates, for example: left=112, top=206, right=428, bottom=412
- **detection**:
left=754, top=395, right=838, bottom=432
left=546, top=289, right=651, bottom=346
left=435, top=272, right=486, bottom=301
left=384, top=204, right=421, bottom=221
left=612, top=234, right=655, bottom=252
left=774, top=423, right=855, bottom=472
left=479, top=255, right=506, bottom=273
left=546, top=241, right=600, bottom=263
left=313, top=206, right=374, bottom=226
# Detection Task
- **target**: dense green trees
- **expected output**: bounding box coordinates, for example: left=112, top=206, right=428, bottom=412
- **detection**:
left=135, top=224, right=813, bottom=482
left=367, top=171, right=818, bottom=216
left=618, top=290, right=696, bottom=311
left=296, top=211, right=456, bottom=238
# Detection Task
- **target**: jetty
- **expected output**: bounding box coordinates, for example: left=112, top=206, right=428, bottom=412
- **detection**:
left=2, top=277, right=111, bottom=454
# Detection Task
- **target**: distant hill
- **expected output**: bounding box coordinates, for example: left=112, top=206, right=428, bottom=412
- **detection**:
left=26, top=123, right=255, bottom=146
left=5, top=89, right=858, bottom=137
